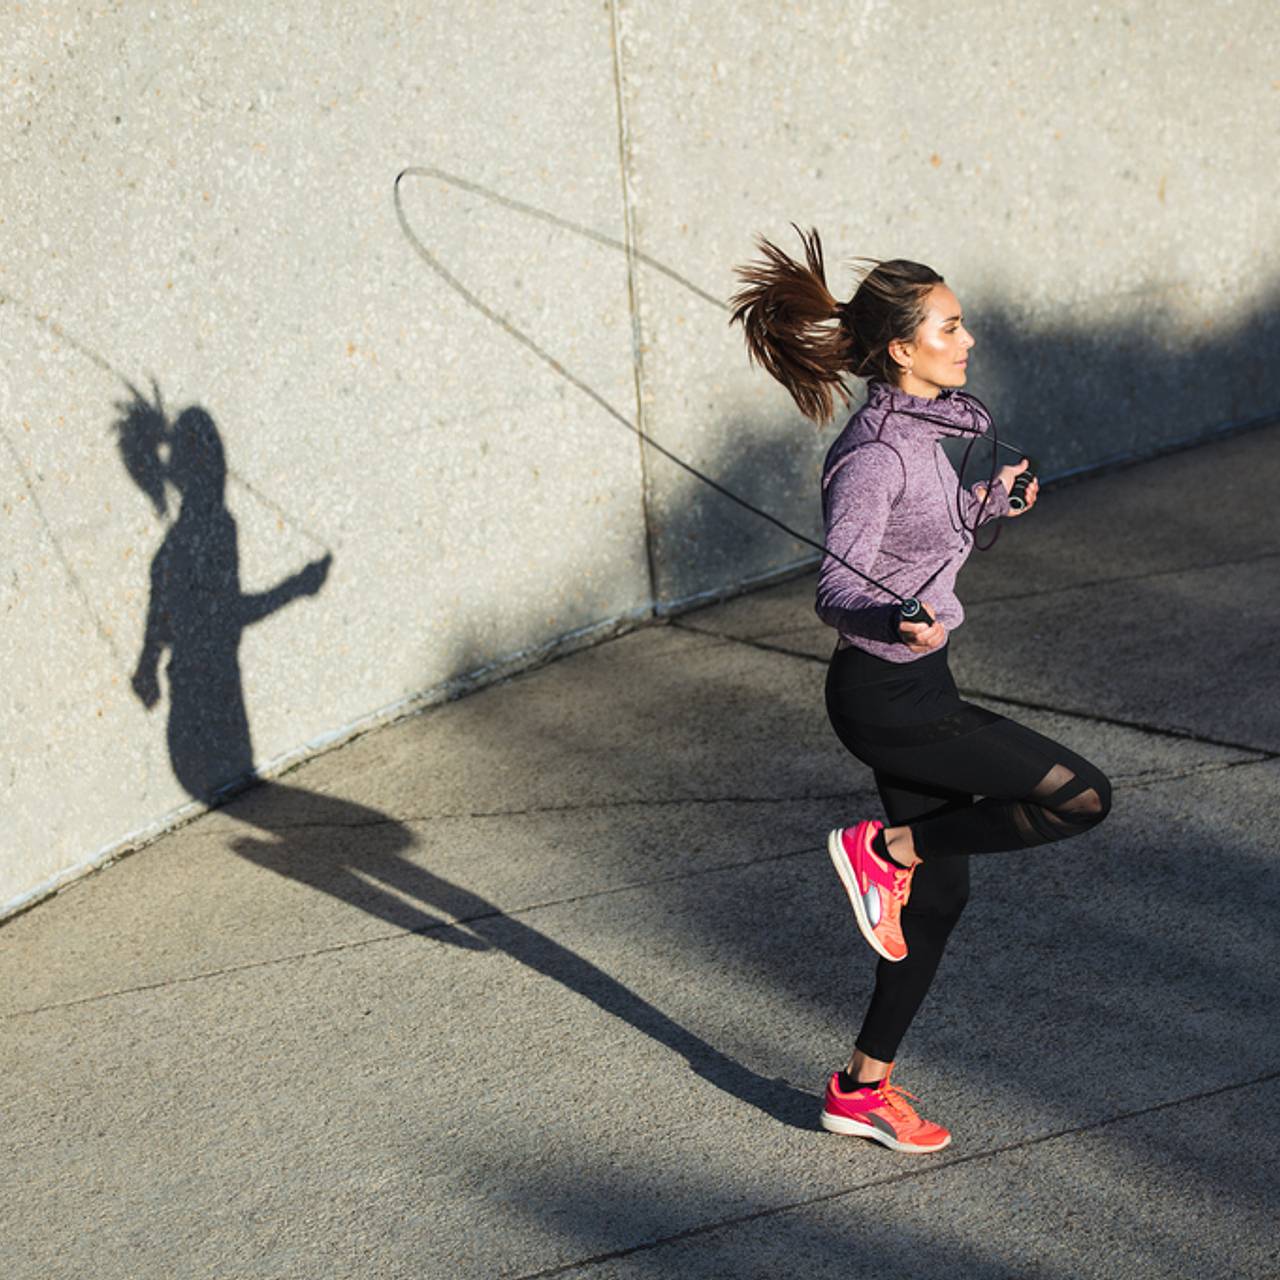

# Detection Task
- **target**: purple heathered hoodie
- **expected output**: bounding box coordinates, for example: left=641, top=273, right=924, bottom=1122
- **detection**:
left=816, top=381, right=1011, bottom=663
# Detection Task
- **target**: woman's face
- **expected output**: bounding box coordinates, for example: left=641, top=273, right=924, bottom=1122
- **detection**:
left=893, top=284, right=975, bottom=399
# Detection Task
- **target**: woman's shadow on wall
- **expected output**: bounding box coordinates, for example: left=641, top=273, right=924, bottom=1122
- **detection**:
left=115, top=383, right=813, bottom=1125
left=115, top=384, right=478, bottom=948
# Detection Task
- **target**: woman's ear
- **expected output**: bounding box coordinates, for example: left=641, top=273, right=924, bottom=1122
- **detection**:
left=886, top=337, right=913, bottom=377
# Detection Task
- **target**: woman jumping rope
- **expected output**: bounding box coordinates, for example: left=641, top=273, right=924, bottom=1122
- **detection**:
left=731, top=229, right=1111, bottom=1153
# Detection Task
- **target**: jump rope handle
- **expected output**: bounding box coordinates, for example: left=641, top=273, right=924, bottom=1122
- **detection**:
left=1008, top=459, right=1038, bottom=512
left=898, top=598, right=934, bottom=630
left=899, top=462, right=1034, bottom=635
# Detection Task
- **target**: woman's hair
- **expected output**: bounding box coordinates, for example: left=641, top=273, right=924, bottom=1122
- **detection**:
left=730, top=226, right=943, bottom=422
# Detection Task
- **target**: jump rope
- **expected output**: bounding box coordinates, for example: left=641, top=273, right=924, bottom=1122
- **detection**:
left=394, top=168, right=1035, bottom=631
left=7, top=178, right=1034, bottom=649
left=0, top=290, right=332, bottom=554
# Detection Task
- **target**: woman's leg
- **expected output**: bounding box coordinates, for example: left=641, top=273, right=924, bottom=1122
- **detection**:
left=821, top=767, right=965, bottom=1154
left=822, top=647, right=1111, bottom=1088
left=825, top=645, right=1111, bottom=865
left=872, top=717, right=1112, bottom=861
left=850, top=769, right=973, bottom=1074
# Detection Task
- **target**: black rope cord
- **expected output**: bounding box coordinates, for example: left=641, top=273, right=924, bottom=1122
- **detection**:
left=393, top=169, right=1028, bottom=611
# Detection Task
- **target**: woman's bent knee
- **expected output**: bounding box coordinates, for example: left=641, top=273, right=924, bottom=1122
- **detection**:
left=1060, top=761, right=1112, bottom=830
left=1083, top=768, right=1113, bottom=825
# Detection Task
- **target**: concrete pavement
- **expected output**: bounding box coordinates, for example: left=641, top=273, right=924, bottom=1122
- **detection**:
left=4, top=424, right=1279, bottom=1279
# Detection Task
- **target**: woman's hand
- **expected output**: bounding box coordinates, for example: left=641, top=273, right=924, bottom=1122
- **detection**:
left=899, top=601, right=947, bottom=653
left=997, top=458, right=1038, bottom=515
left=132, top=664, right=161, bottom=709
left=299, top=552, right=333, bottom=595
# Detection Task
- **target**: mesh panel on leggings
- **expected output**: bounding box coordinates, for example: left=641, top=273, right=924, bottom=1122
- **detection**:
left=1009, top=762, right=1109, bottom=845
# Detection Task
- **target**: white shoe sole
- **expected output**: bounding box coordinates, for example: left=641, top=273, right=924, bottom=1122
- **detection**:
left=827, top=827, right=901, bottom=963
left=819, top=1108, right=952, bottom=1153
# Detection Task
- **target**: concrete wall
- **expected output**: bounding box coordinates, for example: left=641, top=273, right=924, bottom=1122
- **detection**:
left=3, top=0, right=1277, bottom=916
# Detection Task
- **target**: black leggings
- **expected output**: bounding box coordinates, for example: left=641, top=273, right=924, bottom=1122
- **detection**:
left=825, top=643, right=1112, bottom=1063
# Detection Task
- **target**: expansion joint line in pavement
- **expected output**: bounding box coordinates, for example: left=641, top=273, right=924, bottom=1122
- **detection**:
left=952, top=688, right=1280, bottom=761
left=670, top=619, right=828, bottom=664
left=961, top=544, right=1280, bottom=610
left=674, top=536, right=1280, bottom=639
left=507, top=1065, right=1280, bottom=1280
left=1, top=836, right=836, bottom=1020
left=453, top=788, right=868, bottom=821
left=670, top=621, right=1280, bottom=760
left=1109, top=755, right=1279, bottom=791
left=186, top=788, right=874, bottom=836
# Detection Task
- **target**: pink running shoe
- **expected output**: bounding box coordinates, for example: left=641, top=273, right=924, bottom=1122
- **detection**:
left=827, top=820, right=914, bottom=962
left=819, top=1068, right=952, bottom=1153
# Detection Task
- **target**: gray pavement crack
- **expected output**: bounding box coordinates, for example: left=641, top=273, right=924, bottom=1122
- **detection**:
left=671, top=620, right=826, bottom=663
left=1111, top=756, right=1278, bottom=791
left=506, top=1065, right=1280, bottom=1279
left=186, top=789, right=875, bottom=838
left=677, top=542, right=1280, bottom=647
left=962, top=546, right=1280, bottom=609
left=457, top=789, right=869, bottom=821
left=1, top=839, right=831, bottom=1021
left=673, top=621, right=1280, bottom=758
left=684, top=546, right=1280, bottom=622
left=952, top=688, right=1280, bottom=759
left=194, top=748, right=1275, bottom=845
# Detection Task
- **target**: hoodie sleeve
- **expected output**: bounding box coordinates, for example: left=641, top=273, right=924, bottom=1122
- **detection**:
left=815, top=443, right=907, bottom=644
left=959, top=476, right=1012, bottom=526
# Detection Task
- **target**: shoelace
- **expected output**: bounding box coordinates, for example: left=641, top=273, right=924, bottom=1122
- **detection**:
left=877, top=1081, right=925, bottom=1128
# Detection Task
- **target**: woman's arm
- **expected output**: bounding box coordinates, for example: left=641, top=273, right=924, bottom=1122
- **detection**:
left=961, top=475, right=1013, bottom=526
left=964, top=459, right=1035, bottom=525
left=815, top=444, right=907, bottom=644
left=132, top=549, right=173, bottom=709
left=238, top=553, right=332, bottom=627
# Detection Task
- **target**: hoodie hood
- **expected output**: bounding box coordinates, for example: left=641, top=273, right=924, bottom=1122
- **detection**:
left=863, top=380, right=991, bottom=441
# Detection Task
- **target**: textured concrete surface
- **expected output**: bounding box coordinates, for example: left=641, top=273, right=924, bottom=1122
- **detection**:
left=3, top=427, right=1279, bottom=1278
left=1, top=2, right=647, bottom=910
left=3, top=4, right=1279, bottom=924
left=617, top=0, right=1280, bottom=604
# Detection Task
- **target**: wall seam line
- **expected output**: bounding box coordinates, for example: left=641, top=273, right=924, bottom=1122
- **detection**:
left=607, top=0, right=659, bottom=612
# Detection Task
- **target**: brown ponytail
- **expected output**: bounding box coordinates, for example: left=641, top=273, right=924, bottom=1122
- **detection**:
left=730, top=227, right=944, bottom=422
